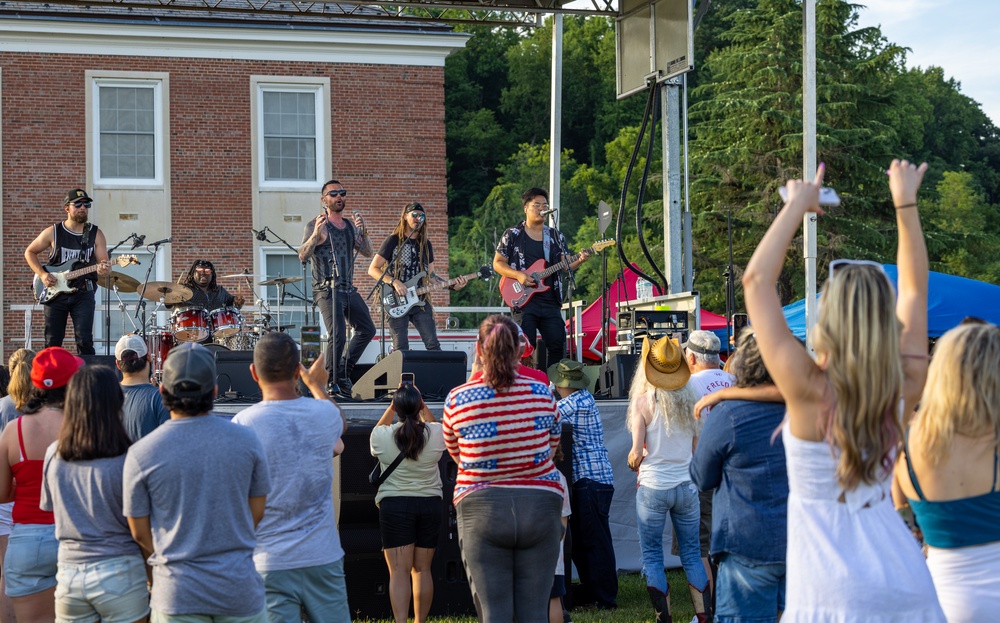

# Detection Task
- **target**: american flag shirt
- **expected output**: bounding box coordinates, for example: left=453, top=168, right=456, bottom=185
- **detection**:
left=442, top=374, right=564, bottom=504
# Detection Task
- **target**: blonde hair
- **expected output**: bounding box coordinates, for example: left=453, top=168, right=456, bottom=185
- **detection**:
left=625, top=358, right=697, bottom=437
left=7, top=349, right=36, bottom=412
left=809, top=264, right=903, bottom=491
left=913, top=323, right=1000, bottom=464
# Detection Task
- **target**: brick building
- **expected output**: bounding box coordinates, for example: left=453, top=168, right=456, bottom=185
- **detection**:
left=0, top=3, right=467, bottom=358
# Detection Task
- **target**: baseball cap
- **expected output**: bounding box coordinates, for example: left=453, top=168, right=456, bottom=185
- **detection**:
left=682, top=330, right=721, bottom=356
left=64, top=189, right=92, bottom=205
left=115, top=334, right=148, bottom=360
left=30, top=346, right=85, bottom=389
left=403, top=202, right=425, bottom=214
left=161, top=343, right=217, bottom=397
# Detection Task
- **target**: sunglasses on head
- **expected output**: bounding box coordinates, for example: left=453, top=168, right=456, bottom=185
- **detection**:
left=827, top=259, right=886, bottom=282
left=325, top=189, right=347, bottom=197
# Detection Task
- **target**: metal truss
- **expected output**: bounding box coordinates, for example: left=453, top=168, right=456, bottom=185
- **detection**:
left=9, top=0, right=619, bottom=27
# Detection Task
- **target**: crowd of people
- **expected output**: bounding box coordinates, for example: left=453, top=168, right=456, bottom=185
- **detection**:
left=2, top=159, right=997, bottom=623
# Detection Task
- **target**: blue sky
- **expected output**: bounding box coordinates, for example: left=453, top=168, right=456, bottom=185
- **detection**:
left=854, top=0, right=999, bottom=125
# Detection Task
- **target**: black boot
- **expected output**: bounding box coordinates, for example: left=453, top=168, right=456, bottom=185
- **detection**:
left=337, top=362, right=353, bottom=396
left=646, top=587, right=671, bottom=623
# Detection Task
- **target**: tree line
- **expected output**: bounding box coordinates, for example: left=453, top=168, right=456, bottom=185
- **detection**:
left=444, top=0, right=1000, bottom=317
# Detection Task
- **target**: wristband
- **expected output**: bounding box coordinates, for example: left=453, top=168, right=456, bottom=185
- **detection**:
left=894, top=202, right=917, bottom=210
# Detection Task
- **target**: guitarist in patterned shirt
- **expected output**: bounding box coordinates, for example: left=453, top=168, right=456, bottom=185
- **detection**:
left=493, top=188, right=589, bottom=367
left=24, top=189, right=111, bottom=354
left=367, top=202, right=468, bottom=351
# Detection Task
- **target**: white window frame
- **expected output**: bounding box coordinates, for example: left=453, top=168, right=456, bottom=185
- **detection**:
left=254, top=79, right=328, bottom=190
left=91, top=77, right=165, bottom=187
left=258, top=247, right=313, bottom=340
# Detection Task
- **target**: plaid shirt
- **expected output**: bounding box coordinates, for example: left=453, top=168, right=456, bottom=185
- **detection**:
left=557, top=390, right=614, bottom=486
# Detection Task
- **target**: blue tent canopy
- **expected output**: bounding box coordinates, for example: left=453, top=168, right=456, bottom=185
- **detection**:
left=782, top=265, right=1000, bottom=339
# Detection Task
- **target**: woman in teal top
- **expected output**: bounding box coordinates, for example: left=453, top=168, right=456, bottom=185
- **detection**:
left=894, top=322, right=1000, bottom=622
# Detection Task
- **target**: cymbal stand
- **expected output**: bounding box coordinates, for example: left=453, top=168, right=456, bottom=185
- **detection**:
left=105, top=234, right=134, bottom=354
left=111, top=282, right=141, bottom=335
left=134, top=241, right=167, bottom=336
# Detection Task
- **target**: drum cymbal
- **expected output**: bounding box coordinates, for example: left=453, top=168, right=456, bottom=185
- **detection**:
left=141, top=282, right=193, bottom=305
left=220, top=273, right=266, bottom=279
left=259, top=276, right=303, bottom=286
left=100, top=271, right=140, bottom=293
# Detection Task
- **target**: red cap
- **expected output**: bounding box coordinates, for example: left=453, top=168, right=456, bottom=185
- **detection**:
left=517, top=325, right=535, bottom=359
left=30, top=347, right=84, bottom=389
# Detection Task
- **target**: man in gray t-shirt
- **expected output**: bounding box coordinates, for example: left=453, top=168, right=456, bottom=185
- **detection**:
left=123, top=343, right=271, bottom=620
left=115, top=334, right=169, bottom=441
left=233, top=332, right=349, bottom=622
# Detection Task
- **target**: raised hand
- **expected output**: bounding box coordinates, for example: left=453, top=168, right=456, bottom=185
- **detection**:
left=887, top=159, right=928, bottom=208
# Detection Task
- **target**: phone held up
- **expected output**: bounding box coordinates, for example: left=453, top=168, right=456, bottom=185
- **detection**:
left=778, top=186, right=841, bottom=207
left=400, top=372, right=415, bottom=386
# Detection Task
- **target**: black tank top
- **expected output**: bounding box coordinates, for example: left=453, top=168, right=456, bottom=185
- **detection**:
left=49, top=223, right=98, bottom=288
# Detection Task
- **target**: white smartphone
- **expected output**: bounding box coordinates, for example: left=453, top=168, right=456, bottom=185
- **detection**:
left=778, top=186, right=841, bottom=207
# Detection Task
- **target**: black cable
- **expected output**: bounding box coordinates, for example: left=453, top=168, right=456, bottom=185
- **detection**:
left=634, top=86, right=670, bottom=293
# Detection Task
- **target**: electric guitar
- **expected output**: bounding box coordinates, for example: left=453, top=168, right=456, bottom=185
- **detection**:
left=382, top=265, right=493, bottom=319
left=499, top=239, right=616, bottom=308
left=33, top=255, right=139, bottom=304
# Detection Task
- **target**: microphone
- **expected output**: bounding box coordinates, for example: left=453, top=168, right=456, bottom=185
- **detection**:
left=353, top=210, right=365, bottom=233
left=130, top=234, right=146, bottom=250
left=252, top=228, right=267, bottom=241
left=540, top=208, right=557, bottom=217
left=148, top=237, right=172, bottom=246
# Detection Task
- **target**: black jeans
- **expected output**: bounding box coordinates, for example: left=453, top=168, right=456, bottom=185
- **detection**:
left=313, top=287, right=375, bottom=382
left=44, top=288, right=96, bottom=355
left=570, top=478, right=618, bottom=608
left=387, top=302, right=441, bottom=351
left=513, top=299, right=565, bottom=368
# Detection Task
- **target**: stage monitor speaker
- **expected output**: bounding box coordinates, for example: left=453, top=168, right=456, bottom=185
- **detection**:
left=212, top=350, right=261, bottom=400
left=597, top=353, right=639, bottom=398
left=352, top=350, right=467, bottom=401
left=80, top=355, right=122, bottom=381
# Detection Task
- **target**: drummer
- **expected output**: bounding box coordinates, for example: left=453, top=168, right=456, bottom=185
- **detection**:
left=170, top=259, right=245, bottom=319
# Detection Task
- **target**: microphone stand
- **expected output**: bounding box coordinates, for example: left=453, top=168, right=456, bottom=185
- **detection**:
left=133, top=240, right=169, bottom=336
left=366, top=260, right=394, bottom=362
left=104, top=235, right=135, bottom=354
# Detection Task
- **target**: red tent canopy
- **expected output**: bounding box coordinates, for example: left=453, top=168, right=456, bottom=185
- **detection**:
left=567, top=264, right=728, bottom=361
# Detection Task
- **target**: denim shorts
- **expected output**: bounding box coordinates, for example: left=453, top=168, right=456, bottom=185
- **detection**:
left=715, top=553, right=785, bottom=623
left=55, top=554, right=150, bottom=623
left=4, top=523, right=58, bottom=597
left=378, top=496, right=443, bottom=550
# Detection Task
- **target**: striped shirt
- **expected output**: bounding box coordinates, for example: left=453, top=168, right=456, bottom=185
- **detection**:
left=442, top=374, right=564, bottom=505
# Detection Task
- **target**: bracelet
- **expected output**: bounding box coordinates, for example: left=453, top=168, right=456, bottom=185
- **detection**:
left=895, top=202, right=917, bottom=210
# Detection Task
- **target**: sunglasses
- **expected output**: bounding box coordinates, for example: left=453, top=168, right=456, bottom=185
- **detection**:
left=71, top=200, right=92, bottom=208
left=827, top=259, right=886, bottom=282
left=325, top=190, right=347, bottom=197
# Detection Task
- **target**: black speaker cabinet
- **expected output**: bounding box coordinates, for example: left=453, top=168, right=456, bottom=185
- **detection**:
left=212, top=350, right=261, bottom=400
left=596, top=353, right=640, bottom=398
left=80, top=355, right=122, bottom=381
left=351, top=350, right=467, bottom=401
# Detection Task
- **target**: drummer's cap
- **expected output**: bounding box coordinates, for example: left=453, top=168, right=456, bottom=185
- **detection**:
left=162, top=343, right=216, bottom=397
left=64, top=189, right=92, bottom=205
left=115, top=334, right=148, bottom=361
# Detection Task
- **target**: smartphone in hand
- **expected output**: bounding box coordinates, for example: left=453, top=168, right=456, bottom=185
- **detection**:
left=779, top=186, right=841, bottom=207
left=400, top=372, right=415, bottom=386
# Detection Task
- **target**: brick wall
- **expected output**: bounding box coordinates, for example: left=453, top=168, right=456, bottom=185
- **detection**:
left=1, top=52, right=450, bottom=354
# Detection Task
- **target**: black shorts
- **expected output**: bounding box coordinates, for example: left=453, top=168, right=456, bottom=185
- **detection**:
left=378, top=496, right=443, bottom=550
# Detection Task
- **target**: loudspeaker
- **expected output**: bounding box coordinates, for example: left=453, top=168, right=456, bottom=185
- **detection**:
left=212, top=350, right=261, bottom=400
left=596, top=353, right=639, bottom=398
left=351, top=350, right=467, bottom=401
left=80, top=355, right=122, bottom=381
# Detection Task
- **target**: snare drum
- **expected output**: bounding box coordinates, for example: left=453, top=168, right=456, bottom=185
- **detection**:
left=215, top=329, right=260, bottom=351
left=209, top=306, right=243, bottom=338
left=171, top=306, right=209, bottom=342
left=146, top=330, right=175, bottom=382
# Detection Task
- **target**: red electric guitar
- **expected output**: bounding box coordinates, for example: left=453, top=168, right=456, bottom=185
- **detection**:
left=499, top=239, right=615, bottom=308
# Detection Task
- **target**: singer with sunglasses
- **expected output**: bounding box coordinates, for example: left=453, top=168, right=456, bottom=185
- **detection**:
left=493, top=187, right=590, bottom=367
left=24, top=189, right=112, bottom=354
left=299, top=180, right=375, bottom=396
left=368, top=202, right=469, bottom=352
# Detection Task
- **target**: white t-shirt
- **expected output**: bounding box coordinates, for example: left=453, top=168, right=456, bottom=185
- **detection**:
left=688, top=368, right=735, bottom=417
left=370, top=422, right=446, bottom=506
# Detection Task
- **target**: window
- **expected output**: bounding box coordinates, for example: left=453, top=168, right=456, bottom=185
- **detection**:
left=254, top=80, right=328, bottom=188
left=92, top=78, right=164, bottom=185
left=260, top=249, right=311, bottom=342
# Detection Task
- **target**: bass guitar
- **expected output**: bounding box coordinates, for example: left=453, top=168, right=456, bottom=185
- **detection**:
left=33, top=255, right=139, bottom=304
left=499, top=239, right=616, bottom=308
left=382, top=265, right=492, bottom=319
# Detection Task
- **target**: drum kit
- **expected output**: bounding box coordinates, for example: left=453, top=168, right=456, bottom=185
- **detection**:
left=101, top=270, right=303, bottom=381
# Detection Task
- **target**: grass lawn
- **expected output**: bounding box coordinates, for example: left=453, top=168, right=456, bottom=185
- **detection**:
left=353, top=571, right=697, bottom=623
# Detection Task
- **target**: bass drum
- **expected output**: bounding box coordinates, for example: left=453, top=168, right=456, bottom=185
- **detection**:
left=146, top=330, right=175, bottom=384
left=214, top=330, right=260, bottom=351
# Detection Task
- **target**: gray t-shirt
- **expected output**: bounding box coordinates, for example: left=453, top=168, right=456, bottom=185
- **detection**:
left=0, top=395, right=21, bottom=431
left=40, top=444, right=140, bottom=564
left=121, top=383, right=170, bottom=442
left=232, top=397, right=344, bottom=572
left=123, top=416, right=271, bottom=616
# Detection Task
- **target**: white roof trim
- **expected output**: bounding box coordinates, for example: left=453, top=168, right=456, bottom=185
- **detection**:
left=0, top=19, right=468, bottom=66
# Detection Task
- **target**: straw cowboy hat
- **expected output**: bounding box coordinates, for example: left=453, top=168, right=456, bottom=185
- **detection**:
left=547, top=359, right=590, bottom=390
left=641, top=335, right=690, bottom=390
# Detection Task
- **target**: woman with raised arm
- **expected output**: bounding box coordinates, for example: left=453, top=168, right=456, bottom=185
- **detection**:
left=894, top=322, right=1000, bottom=622
left=370, top=383, right=446, bottom=623
left=741, top=160, right=944, bottom=621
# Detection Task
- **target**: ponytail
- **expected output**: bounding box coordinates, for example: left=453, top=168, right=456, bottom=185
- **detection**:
left=478, top=315, right=519, bottom=390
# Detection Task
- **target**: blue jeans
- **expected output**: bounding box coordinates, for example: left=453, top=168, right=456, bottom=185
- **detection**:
left=456, top=488, right=563, bottom=623
left=569, top=478, right=618, bottom=608
left=387, top=301, right=440, bottom=351
left=56, top=554, right=150, bottom=623
left=635, top=482, right=708, bottom=595
left=714, top=553, right=785, bottom=623
left=259, top=558, right=349, bottom=623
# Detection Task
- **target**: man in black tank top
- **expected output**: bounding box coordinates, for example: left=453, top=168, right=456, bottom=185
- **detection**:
left=24, top=189, right=111, bottom=354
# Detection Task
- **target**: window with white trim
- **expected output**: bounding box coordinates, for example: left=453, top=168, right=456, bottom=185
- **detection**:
left=259, top=249, right=311, bottom=342
left=93, top=79, right=164, bottom=185
left=256, top=82, right=326, bottom=188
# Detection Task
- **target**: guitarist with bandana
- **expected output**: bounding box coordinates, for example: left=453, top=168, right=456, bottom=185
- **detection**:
left=24, top=189, right=111, bottom=354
